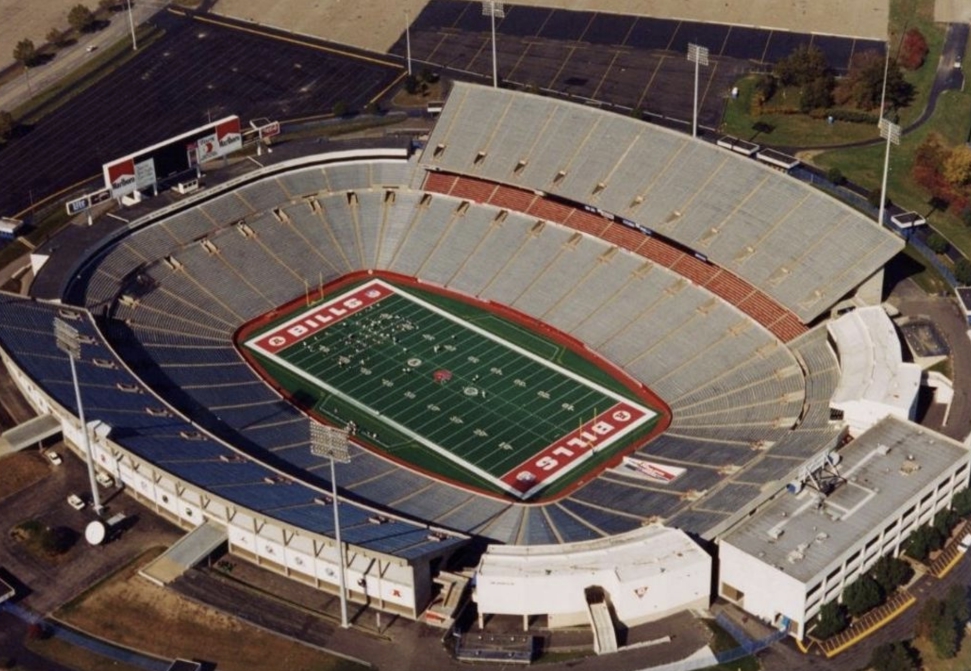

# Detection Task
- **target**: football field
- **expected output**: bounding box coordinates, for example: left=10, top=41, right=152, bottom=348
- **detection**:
left=243, top=278, right=662, bottom=499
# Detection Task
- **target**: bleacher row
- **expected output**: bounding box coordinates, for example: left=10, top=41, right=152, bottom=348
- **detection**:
left=421, top=82, right=903, bottom=323
left=0, top=295, right=464, bottom=560
left=63, top=157, right=843, bottom=543
left=423, top=171, right=806, bottom=342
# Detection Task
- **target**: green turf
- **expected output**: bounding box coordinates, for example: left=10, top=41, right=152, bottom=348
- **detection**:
left=242, top=278, right=664, bottom=499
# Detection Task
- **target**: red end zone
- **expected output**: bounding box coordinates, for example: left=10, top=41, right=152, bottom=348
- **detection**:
left=248, top=281, right=392, bottom=354
left=500, top=401, right=650, bottom=499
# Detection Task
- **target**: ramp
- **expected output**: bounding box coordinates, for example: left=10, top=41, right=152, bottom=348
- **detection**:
left=589, top=601, right=617, bottom=655
left=0, top=414, right=61, bottom=457
left=140, top=521, right=227, bottom=586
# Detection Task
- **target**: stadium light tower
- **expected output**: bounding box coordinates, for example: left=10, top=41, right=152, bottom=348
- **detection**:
left=482, top=1, right=505, bottom=88
left=405, top=10, right=412, bottom=77
left=877, top=117, right=900, bottom=227
left=127, top=0, right=137, bottom=51
left=54, top=318, right=102, bottom=515
left=687, top=43, right=709, bottom=139
left=310, top=421, right=351, bottom=629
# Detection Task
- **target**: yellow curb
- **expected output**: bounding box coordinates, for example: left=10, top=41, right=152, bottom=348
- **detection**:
left=823, top=595, right=916, bottom=659
left=795, top=637, right=813, bottom=654
left=934, top=551, right=963, bottom=579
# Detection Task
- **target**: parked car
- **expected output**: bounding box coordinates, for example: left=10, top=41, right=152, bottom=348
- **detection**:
left=95, top=471, right=114, bottom=488
left=45, top=450, right=62, bottom=466
left=66, top=494, right=85, bottom=511
left=958, top=534, right=971, bottom=553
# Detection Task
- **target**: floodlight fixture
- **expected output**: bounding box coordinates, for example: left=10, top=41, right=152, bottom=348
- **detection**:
left=127, top=0, right=137, bottom=51
left=877, top=118, right=900, bottom=227
left=482, top=1, right=505, bottom=88
left=310, top=422, right=351, bottom=629
left=54, top=318, right=103, bottom=514
left=687, top=44, right=709, bottom=139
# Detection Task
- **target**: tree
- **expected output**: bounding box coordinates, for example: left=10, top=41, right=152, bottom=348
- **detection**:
left=404, top=74, right=420, bottom=95
left=753, top=74, right=776, bottom=104
left=827, top=166, right=846, bottom=186
left=944, top=585, right=970, bottom=625
left=12, top=38, right=37, bottom=67
left=0, top=111, right=15, bottom=142
left=68, top=4, right=96, bottom=33
left=955, top=259, right=971, bottom=285
left=906, top=524, right=944, bottom=562
left=870, top=555, right=913, bottom=595
left=952, top=488, right=971, bottom=516
left=933, top=507, right=959, bottom=537
left=774, top=45, right=829, bottom=87
left=870, top=641, right=919, bottom=671
left=943, top=145, right=971, bottom=187
left=899, top=28, right=929, bottom=70
left=46, top=27, right=66, bottom=47
left=800, top=74, right=834, bottom=112
left=98, top=0, right=116, bottom=10
left=814, top=601, right=848, bottom=639
left=843, top=575, right=884, bottom=617
left=926, top=232, right=949, bottom=254
left=834, top=51, right=913, bottom=111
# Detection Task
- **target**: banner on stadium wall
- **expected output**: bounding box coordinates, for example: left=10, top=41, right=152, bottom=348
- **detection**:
left=102, top=115, right=243, bottom=197
left=216, top=116, right=242, bottom=154
left=134, top=157, right=157, bottom=190
left=612, top=457, right=686, bottom=484
left=105, top=157, right=137, bottom=198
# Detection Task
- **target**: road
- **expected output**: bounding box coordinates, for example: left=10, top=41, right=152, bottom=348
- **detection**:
left=0, top=2, right=168, bottom=114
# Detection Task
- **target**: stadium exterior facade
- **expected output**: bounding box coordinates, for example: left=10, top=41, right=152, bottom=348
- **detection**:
left=4, top=84, right=968, bottom=641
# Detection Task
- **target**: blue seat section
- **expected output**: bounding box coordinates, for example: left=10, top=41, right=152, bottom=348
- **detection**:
left=557, top=498, right=641, bottom=536
left=0, top=295, right=465, bottom=558
left=269, top=503, right=458, bottom=560
left=520, top=507, right=559, bottom=546
left=544, top=504, right=600, bottom=544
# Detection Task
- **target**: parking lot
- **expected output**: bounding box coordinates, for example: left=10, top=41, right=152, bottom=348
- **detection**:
left=0, top=9, right=401, bottom=217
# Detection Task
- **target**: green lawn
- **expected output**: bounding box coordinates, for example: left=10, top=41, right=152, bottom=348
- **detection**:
left=815, top=88, right=971, bottom=256
left=242, top=278, right=664, bottom=500
left=721, top=76, right=881, bottom=148
left=721, top=0, right=949, bottom=149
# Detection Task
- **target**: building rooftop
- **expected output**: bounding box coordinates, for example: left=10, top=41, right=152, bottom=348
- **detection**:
left=720, top=415, right=970, bottom=583
left=477, top=525, right=707, bottom=582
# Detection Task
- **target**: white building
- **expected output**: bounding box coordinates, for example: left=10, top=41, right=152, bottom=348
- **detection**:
left=827, top=306, right=921, bottom=435
left=474, top=525, right=711, bottom=630
left=718, top=416, right=971, bottom=640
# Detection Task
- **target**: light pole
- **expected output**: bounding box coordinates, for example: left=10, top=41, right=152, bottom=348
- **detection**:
left=405, top=10, right=412, bottom=77
left=482, top=1, right=505, bottom=88
left=54, top=318, right=102, bottom=514
left=877, top=117, right=900, bottom=227
left=127, top=0, right=138, bottom=51
left=310, top=422, right=351, bottom=629
left=687, top=43, right=709, bottom=139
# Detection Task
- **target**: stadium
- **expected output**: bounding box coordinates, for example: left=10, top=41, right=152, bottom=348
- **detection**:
left=1, top=76, right=969, bottom=655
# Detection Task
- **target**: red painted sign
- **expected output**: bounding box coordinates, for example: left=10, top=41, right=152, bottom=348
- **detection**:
left=249, top=281, right=392, bottom=354
left=500, top=401, right=648, bottom=496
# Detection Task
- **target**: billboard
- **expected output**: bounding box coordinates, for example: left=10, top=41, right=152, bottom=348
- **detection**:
left=102, top=115, right=241, bottom=198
